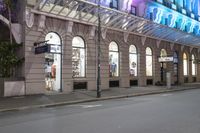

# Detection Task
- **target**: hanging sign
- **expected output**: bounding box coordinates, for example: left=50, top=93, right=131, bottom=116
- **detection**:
left=49, top=45, right=61, bottom=54
left=158, top=56, right=174, bottom=62
left=35, top=45, right=50, bottom=54
left=34, top=41, right=61, bottom=54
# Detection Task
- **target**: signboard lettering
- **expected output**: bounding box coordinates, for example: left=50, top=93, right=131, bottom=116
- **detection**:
left=158, top=57, right=174, bottom=62
left=35, top=45, right=49, bottom=54
left=50, top=45, right=61, bottom=53
left=34, top=43, right=61, bottom=54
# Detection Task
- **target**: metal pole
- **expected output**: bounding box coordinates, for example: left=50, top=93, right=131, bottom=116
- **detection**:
left=97, top=0, right=101, bottom=98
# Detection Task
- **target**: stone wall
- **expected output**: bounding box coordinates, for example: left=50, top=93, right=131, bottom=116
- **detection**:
left=24, top=15, right=200, bottom=95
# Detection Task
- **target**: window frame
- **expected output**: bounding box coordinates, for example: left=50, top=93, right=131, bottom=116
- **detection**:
left=109, top=41, right=120, bottom=77
left=183, top=52, right=188, bottom=76
left=72, top=36, right=86, bottom=78
left=192, top=54, right=197, bottom=76
left=146, top=47, right=153, bottom=76
left=129, top=45, right=138, bottom=77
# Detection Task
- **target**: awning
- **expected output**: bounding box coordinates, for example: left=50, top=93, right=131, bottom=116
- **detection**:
left=30, top=0, right=200, bottom=47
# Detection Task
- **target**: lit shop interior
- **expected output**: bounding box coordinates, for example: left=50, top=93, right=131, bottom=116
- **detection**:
left=44, top=32, right=61, bottom=92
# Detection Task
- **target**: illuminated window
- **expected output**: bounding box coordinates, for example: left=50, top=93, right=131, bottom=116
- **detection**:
left=146, top=47, right=153, bottom=76
left=109, top=42, right=119, bottom=77
left=191, top=13, right=195, bottom=19
left=45, top=32, right=62, bottom=91
left=72, top=36, right=86, bottom=77
left=131, top=6, right=136, bottom=15
left=160, top=49, right=167, bottom=57
left=182, top=9, right=186, bottom=15
left=173, top=51, right=178, bottom=64
left=192, top=54, right=197, bottom=76
left=110, top=0, right=118, bottom=9
left=173, top=52, right=178, bottom=83
left=129, top=45, right=137, bottom=76
left=183, top=53, right=188, bottom=76
left=171, top=4, right=177, bottom=10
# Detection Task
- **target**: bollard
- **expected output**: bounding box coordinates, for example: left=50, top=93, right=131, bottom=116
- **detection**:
left=166, top=72, right=171, bottom=89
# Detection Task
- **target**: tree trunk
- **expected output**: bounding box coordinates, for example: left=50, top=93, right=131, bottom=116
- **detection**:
left=8, top=6, right=12, bottom=44
left=8, top=6, right=14, bottom=76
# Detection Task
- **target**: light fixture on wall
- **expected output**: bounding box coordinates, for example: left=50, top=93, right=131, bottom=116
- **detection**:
left=33, top=40, right=49, bottom=47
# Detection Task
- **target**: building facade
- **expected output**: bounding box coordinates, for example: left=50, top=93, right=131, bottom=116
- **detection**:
left=2, top=0, right=200, bottom=95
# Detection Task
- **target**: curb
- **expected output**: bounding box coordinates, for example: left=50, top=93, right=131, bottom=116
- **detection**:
left=0, top=87, right=199, bottom=113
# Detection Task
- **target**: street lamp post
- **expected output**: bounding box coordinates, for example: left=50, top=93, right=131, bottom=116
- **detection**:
left=97, top=0, right=101, bottom=98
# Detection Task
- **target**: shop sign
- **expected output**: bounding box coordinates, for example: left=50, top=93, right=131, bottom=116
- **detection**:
left=158, top=57, right=174, bottom=62
left=50, top=45, right=61, bottom=54
left=35, top=45, right=61, bottom=54
left=35, top=45, right=50, bottom=54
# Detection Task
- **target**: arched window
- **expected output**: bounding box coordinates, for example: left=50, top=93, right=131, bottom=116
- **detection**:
left=45, top=32, right=61, bottom=45
left=160, top=49, right=167, bottom=57
left=72, top=36, right=86, bottom=77
left=192, top=54, right=197, bottom=76
left=129, top=45, right=137, bottom=76
left=183, top=53, right=188, bottom=76
left=173, top=51, right=178, bottom=84
left=160, top=49, right=167, bottom=68
left=160, top=49, right=167, bottom=82
left=146, top=47, right=153, bottom=76
left=109, top=42, right=119, bottom=77
left=173, top=52, right=178, bottom=64
left=45, top=32, right=62, bottom=91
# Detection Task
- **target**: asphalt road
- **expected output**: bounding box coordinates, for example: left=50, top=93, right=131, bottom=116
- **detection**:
left=0, top=89, right=200, bottom=133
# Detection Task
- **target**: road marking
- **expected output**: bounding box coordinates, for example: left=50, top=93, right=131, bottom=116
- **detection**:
left=82, top=105, right=102, bottom=108
left=69, top=104, right=102, bottom=108
left=161, top=94, right=173, bottom=97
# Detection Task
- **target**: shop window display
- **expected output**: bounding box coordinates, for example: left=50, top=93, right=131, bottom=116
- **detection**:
left=173, top=52, right=178, bottom=84
left=45, top=32, right=61, bottom=92
left=192, top=54, right=197, bottom=76
left=183, top=53, right=188, bottom=76
left=173, top=52, right=178, bottom=64
left=146, top=47, right=153, bottom=76
left=129, top=45, right=137, bottom=76
left=109, top=42, right=119, bottom=77
left=72, top=36, right=86, bottom=78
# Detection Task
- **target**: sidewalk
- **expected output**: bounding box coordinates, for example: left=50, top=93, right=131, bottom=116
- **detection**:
left=0, top=83, right=199, bottom=112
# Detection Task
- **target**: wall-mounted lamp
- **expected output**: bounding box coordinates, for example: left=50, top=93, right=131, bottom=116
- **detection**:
left=33, top=40, right=49, bottom=47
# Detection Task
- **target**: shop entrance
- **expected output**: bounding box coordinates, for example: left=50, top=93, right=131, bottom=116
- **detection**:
left=160, top=49, right=167, bottom=83
left=44, top=32, right=62, bottom=92
left=173, top=52, right=178, bottom=84
left=160, top=62, right=167, bottom=82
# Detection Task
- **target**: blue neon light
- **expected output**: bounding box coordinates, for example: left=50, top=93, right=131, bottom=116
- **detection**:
left=146, top=1, right=200, bottom=36
left=182, top=9, right=186, bottom=15
left=171, top=4, right=177, bottom=10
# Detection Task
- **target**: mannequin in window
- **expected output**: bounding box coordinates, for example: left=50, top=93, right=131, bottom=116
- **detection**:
left=47, top=62, right=52, bottom=77
left=109, top=54, right=113, bottom=77
left=45, top=62, right=51, bottom=77
left=130, top=69, right=135, bottom=76
left=110, top=62, right=117, bottom=77
left=130, top=62, right=136, bottom=76
left=51, top=63, right=56, bottom=79
left=45, top=62, right=52, bottom=90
